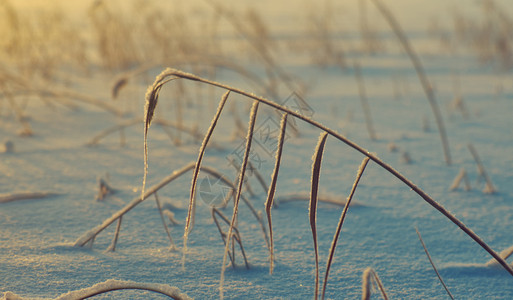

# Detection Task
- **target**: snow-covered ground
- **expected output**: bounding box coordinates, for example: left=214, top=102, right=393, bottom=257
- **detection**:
left=1, top=0, right=513, bottom=299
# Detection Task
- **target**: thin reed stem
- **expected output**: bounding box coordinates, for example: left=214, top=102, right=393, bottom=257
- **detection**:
left=106, top=216, right=122, bottom=252
left=184, top=91, right=229, bottom=269
left=416, top=228, right=454, bottom=299
left=322, top=157, right=370, bottom=299
left=220, top=100, right=260, bottom=299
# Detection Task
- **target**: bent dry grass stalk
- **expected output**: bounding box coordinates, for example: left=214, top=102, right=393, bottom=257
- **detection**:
left=141, top=68, right=513, bottom=278
left=53, top=279, right=192, bottom=300
left=310, top=131, right=329, bottom=300
left=415, top=227, right=454, bottom=300
left=321, top=157, right=370, bottom=300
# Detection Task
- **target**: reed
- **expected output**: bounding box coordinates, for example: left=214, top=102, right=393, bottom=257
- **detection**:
left=416, top=227, right=454, bottom=299
left=139, top=68, right=513, bottom=280
left=322, top=157, right=370, bottom=299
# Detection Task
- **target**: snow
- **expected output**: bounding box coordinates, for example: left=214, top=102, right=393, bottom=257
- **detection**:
left=2, top=0, right=513, bottom=299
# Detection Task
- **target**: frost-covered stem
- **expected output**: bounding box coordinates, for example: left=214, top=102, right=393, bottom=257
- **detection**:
left=220, top=100, right=259, bottom=299
left=265, top=113, right=288, bottom=274
left=322, top=157, right=370, bottom=299
left=310, top=132, right=329, bottom=300
left=54, top=279, right=191, bottom=300
left=150, top=68, right=513, bottom=277
left=183, top=91, right=229, bottom=269
left=370, top=0, right=451, bottom=165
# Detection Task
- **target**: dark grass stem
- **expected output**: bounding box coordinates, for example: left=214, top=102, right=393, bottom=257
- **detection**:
left=321, top=157, right=370, bottom=299
left=415, top=227, right=454, bottom=300
left=219, top=100, right=260, bottom=299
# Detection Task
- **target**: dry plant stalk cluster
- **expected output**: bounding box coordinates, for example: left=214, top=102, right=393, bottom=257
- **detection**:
left=72, top=67, right=513, bottom=298
left=2, top=0, right=511, bottom=298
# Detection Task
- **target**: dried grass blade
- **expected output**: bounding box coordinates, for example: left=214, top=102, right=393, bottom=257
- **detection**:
left=220, top=100, right=260, bottom=299
left=322, top=157, right=370, bottom=299
left=416, top=227, right=454, bottom=300
left=183, top=91, right=230, bottom=268
left=310, top=131, right=329, bottom=300
left=264, top=113, right=288, bottom=274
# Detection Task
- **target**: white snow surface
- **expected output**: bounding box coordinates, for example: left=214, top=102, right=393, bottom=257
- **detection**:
left=2, top=1, right=513, bottom=299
